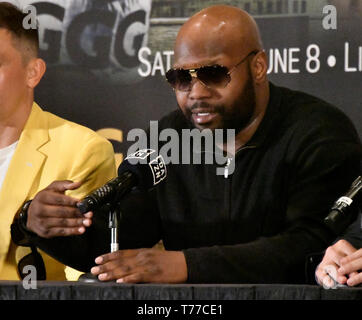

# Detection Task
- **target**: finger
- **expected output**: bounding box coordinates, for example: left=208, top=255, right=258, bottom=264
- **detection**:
left=46, top=180, right=82, bottom=193
left=95, top=249, right=138, bottom=264
left=334, top=240, right=357, bottom=256
left=64, top=181, right=83, bottom=190
left=91, top=259, right=132, bottom=276
left=97, top=271, right=115, bottom=282
left=35, top=204, right=84, bottom=218
left=83, top=211, right=93, bottom=219
left=91, top=261, right=113, bottom=275
left=36, top=191, right=80, bottom=208
left=315, top=261, right=339, bottom=285
left=40, top=226, right=86, bottom=238
left=349, top=271, right=359, bottom=278
left=347, top=272, right=362, bottom=287
left=315, top=267, right=328, bottom=285
left=95, top=251, right=124, bottom=265
left=336, top=274, right=348, bottom=284
left=324, top=247, right=346, bottom=266
left=40, top=217, right=92, bottom=229
left=96, top=266, right=133, bottom=282
left=117, top=273, right=143, bottom=284
left=339, top=258, right=362, bottom=274
left=340, top=249, right=362, bottom=265
left=82, top=218, right=92, bottom=227
left=322, top=274, right=337, bottom=289
left=91, top=259, right=118, bottom=275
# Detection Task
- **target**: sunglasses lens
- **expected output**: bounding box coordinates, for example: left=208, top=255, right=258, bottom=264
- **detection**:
left=166, top=69, right=192, bottom=91
left=18, top=247, right=46, bottom=280
left=197, top=66, right=230, bottom=88
left=166, top=65, right=231, bottom=91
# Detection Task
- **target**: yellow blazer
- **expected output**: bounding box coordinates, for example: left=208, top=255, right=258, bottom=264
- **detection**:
left=0, top=103, right=116, bottom=280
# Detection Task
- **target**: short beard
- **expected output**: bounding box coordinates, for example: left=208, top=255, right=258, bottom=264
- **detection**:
left=222, top=65, right=256, bottom=135
left=181, top=64, right=256, bottom=135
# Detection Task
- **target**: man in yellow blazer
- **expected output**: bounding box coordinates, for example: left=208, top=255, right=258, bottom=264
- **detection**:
left=0, top=3, right=116, bottom=280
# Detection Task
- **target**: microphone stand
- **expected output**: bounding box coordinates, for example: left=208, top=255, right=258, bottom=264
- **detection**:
left=109, top=209, right=119, bottom=253
left=78, top=202, right=121, bottom=283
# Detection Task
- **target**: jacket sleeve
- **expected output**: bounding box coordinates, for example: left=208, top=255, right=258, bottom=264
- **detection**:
left=32, top=189, right=162, bottom=272
left=183, top=115, right=362, bottom=284
left=31, top=134, right=117, bottom=271
left=340, top=211, right=362, bottom=249
left=33, top=129, right=163, bottom=272
left=64, top=134, right=117, bottom=199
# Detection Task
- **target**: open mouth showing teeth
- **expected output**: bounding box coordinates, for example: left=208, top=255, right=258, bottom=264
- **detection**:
left=192, top=112, right=218, bottom=125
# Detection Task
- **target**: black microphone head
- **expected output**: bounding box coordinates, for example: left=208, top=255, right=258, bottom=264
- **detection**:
left=118, top=149, right=167, bottom=191
left=77, top=197, right=97, bottom=215
left=324, top=175, right=362, bottom=235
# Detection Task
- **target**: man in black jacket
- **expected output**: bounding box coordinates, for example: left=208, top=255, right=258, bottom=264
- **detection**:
left=18, top=5, right=362, bottom=284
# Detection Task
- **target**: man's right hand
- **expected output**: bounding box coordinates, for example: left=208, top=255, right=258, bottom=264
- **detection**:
left=315, top=239, right=357, bottom=287
left=27, top=180, right=93, bottom=238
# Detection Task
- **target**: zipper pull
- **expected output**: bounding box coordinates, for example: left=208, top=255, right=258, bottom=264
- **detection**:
left=224, top=158, right=232, bottom=178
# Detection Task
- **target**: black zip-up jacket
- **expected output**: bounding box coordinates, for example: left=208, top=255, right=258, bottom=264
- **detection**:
left=32, top=83, right=362, bottom=283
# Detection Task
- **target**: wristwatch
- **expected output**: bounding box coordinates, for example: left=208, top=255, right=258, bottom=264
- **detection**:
left=19, top=200, right=32, bottom=233
left=11, top=200, right=35, bottom=246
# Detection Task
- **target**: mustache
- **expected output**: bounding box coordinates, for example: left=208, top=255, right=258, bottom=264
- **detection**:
left=188, top=102, right=223, bottom=113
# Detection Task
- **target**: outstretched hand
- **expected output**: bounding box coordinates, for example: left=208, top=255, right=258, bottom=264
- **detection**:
left=27, top=180, right=93, bottom=238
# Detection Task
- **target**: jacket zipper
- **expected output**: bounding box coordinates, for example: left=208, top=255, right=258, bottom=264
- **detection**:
left=223, top=145, right=257, bottom=242
left=195, top=145, right=257, bottom=242
left=224, top=158, right=232, bottom=178
left=223, top=145, right=257, bottom=178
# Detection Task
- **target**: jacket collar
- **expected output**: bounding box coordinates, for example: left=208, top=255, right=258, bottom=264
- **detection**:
left=20, top=102, right=50, bottom=151
left=0, top=102, right=49, bottom=269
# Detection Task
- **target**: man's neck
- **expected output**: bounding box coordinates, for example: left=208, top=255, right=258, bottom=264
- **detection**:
left=222, top=83, right=270, bottom=155
left=0, top=102, right=33, bottom=149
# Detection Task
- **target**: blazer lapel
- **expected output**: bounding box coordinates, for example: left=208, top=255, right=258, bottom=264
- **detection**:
left=0, top=103, right=49, bottom=269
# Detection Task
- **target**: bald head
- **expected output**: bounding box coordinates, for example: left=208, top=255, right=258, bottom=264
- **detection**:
left=174, top=5, right=263, bottom=67
left=172, top=6, right=269, bottom=147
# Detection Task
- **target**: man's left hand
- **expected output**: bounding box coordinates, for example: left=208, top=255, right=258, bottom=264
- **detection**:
left=90, top=248, right=188, bottom=283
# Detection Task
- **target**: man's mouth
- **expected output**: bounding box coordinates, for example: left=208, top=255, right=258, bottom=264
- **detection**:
left=192, top=111, right=218, bottom=124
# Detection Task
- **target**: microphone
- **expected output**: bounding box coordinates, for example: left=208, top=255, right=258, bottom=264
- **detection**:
left=77, top=149, right=167, bottom=214
left=324, top=176, right=362, bottom=235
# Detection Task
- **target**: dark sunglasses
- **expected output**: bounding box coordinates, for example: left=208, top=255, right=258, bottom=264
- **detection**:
left=165, top=50, right=259, bottom=92
left=11, top=221, right=46, bottom=280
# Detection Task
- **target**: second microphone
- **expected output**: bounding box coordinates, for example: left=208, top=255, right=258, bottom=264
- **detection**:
left=77, top=149, right=167, bottom=214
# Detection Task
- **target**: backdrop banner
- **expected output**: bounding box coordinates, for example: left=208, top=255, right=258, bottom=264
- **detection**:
left=10, top=0, right=362, bottom=165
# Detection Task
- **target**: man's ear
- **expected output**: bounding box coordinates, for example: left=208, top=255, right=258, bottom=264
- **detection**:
left=26, top=58, right=46, bottom=89
left=252, top=51, right=268, bottom=84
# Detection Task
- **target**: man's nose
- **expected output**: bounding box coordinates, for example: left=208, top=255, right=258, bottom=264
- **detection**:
left=188, top=75, right=213, bottom=100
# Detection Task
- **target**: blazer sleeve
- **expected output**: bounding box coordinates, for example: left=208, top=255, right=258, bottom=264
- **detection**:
left=32, top=189, right=162, bottom=273
left=31, top=134, right=118, bottom=271
left=32, top=135, right=162, bottom=272
left=65, top=134, right=117, bottom=199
